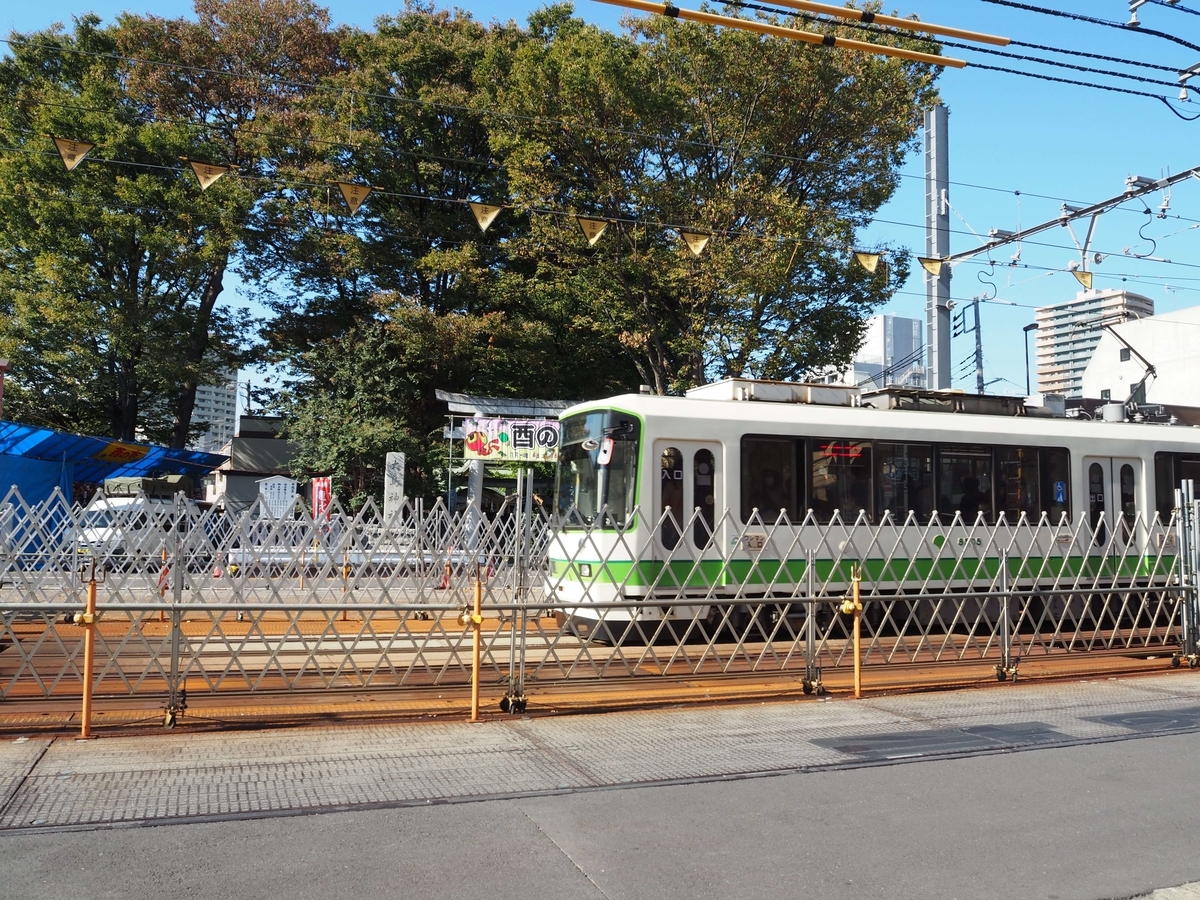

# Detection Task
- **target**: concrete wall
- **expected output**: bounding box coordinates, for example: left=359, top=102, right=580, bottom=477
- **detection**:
left=1081, top=304, right=1200, bottom=407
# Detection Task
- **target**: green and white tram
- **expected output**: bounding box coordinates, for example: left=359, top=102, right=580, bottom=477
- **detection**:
left=547, top=378, right=1200, bottom=638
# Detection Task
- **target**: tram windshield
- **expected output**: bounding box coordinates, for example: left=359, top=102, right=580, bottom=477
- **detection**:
left=555, top=411, right=640, bottom=528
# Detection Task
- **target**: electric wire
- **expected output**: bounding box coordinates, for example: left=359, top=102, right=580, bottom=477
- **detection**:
left=3, top=27, right=1197, bottom=216
left=9, top=80, right=1200, bottom=235
left=1147, top=0, right=1200, bottom=17
left=4, top=26, right=1200, bottom=271
left=729, top=0, right=1188, bottom=91
left=977, top=0, right=1200, bottom=55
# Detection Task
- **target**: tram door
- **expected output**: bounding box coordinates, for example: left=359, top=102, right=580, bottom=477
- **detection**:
left=654, top=441, right=723, bottom=557
left=1084, top=457, right=1142, bottom=549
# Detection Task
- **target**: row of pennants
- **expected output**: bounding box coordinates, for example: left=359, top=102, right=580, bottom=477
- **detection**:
left=51, top=136, right=888, bottom=264
left=50, top=136, right=1096, bottom=282
left=915, top=253, right=1096, bottom=289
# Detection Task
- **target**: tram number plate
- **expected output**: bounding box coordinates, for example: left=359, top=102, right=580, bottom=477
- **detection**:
left=1157, top=532, right=1178, bottom=549
left=741, top=533, right=767, bottom=551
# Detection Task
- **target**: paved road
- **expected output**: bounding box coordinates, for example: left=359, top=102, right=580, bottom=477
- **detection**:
left=3, top=673, right=1200, bottom=900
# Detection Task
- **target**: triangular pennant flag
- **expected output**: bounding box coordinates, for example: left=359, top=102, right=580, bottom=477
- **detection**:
left=577, top=216, right=609, bottom=246
left=679, top=230, right=711, bottom=257
left=469, top=202, right=503, bottom=233
left=918, top=257, right=944, bottom=277
left=189, top=161, right=231, bottom=191
left=52, top=136, right=94, bottom=172
left=336, top=181, right=372, bottom=214
left=854, top=251, right=881, bottom=273
left=1072, top=269, right=1093, bottom=290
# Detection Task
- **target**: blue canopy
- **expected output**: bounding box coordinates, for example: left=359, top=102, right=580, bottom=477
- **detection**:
left=0, top=420, right=227, bottom=485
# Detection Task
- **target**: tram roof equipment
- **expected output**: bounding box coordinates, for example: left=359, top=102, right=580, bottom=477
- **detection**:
left=683, top=378, right=1068, bottom=419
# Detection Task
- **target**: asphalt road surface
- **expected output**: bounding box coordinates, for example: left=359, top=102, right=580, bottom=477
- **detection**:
left=4, top=680, right=1200, bottom=900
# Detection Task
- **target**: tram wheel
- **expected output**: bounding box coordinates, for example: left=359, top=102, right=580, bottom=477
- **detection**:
left=1190, top=657, right=1199, bottom=669
left=499, top=697, right=511, bottom=713
left=1172, top=655, right=1182, bottom=669
left=802, top=680, right=813, bottom=695
left=996, top=669, right=1007, bottom=682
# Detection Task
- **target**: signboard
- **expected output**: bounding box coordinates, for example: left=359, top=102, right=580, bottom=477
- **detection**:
left=383, top=453, right=405, bottom=523
left=462, top=418, right=560, bottom=462
left=311, top=476, right=333, bottom=519
left=258, top=475, right=297, bottom=518
left=93, top=441, right=149, bottom=464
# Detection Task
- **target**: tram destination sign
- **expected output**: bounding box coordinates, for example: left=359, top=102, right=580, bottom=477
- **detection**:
left=462, top=417, right=560, bottom=462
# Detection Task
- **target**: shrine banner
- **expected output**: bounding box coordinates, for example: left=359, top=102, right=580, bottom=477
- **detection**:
left=462, top=418, right=560, bottom=462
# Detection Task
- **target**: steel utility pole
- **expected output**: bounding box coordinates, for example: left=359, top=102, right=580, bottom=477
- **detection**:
left=924, top=105, right=952, bottom=390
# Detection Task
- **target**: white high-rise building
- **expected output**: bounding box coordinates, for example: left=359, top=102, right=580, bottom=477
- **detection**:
left=189, top=369, right=238, bottom=453
left=1035, top=290, right=1154, bottom=399
left=836, top=314, right=926, bottom=389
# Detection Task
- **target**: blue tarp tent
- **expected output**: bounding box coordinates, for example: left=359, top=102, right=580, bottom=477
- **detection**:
left=0, top=419, right=227, bottom=506
left=0, top=455, right=73, bottom=507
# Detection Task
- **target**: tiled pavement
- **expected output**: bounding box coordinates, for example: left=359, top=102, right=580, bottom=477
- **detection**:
left=1, top=671, right=1199, bottom=833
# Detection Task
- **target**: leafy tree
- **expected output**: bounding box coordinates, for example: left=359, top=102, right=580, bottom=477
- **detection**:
left=261, top=3, right=640, bottom=502
left=115, top=0, right=343, bottom=445
left=0, top=1, right=341, bottom=445
left=486, top=4, right=939, bottom=393
left=0, top=18, right=247, bottom=441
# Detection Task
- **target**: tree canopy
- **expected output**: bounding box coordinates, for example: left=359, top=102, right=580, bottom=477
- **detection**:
left=0, top=0, right=939, bottom=501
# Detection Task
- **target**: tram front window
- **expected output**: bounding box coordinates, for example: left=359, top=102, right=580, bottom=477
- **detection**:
left=555, top=412, right=640, bottom=528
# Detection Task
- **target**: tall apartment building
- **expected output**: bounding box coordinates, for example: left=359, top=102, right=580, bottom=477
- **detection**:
left=1034, top=289, right=1154, bottom=399
left=836, top=313, right=926, bottom=389
left=189, top=369, right=239, bottom=453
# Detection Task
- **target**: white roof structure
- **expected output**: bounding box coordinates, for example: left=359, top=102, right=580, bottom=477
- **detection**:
left=1081, top=304, right=1200, bottom=409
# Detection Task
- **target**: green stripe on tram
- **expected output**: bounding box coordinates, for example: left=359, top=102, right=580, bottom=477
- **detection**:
left=549, top=554, right=1178, bottom=588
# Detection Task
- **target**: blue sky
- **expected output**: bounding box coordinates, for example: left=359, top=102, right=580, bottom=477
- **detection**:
left=6, top=1, right=1200, bottom=396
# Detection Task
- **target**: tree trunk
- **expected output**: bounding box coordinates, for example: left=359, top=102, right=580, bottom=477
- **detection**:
left=170, top=259, right=228, bottom=449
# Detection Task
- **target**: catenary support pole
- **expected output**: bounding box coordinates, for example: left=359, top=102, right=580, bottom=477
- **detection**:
left=925, top=104, right=952, bottom=390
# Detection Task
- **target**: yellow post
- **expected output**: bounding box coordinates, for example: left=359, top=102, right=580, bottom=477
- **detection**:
left=471, top=567, right=483, bottom=722
left=80, top=564, right=98, bottom=739
left=840, top=565, right=863, bottom=699
left=852, top=569, right=862, bottom=699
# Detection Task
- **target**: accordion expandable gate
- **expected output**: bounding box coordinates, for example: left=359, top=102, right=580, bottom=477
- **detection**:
left=1, top=483, right=1198, bottom=728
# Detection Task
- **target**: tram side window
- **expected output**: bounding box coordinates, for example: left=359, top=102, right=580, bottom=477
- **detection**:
left=740, top=437, right=799, bottom=524
left=996, top=446, right=1039, bottom=522
left=661, top=447, right=684, bottom=550
left=1154, top=452, right=1200, bottom=519
left=693, top=449, right=716, bottom=548
left=1040, top=447, right=1071, bottom=523
left=1155, top=453, right=1174, bottom=519
left=938, top=445, right=992, bottom=523
left=1089, top=462, right=1107, bottom=544
left=811, top=440, right=872, bottom=523
left=875, top=443, right=934, bottom=522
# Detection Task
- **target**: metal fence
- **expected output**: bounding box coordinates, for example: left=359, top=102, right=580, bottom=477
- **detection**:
left=1, top=479, right=1198, bottom=726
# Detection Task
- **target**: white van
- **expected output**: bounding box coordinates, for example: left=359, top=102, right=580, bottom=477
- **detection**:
left=77, top=476, right=203, bottom=572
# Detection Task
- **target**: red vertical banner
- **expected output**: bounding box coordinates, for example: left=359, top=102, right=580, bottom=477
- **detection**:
left=312, top=477, right=332, bottom=518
